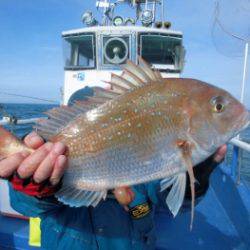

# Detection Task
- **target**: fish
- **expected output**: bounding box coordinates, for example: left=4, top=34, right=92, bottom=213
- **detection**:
left=0, top=58, right=249, bottom=229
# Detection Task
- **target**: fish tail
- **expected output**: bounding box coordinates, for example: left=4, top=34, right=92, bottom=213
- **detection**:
left=0, top=126, right=28, bottom=160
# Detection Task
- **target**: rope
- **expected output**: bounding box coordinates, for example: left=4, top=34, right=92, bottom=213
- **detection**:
left=0, top=91, right=59, bottom=104
left=211, top=1, right=250, bottom=58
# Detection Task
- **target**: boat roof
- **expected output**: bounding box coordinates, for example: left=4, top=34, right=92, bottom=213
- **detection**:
left=62, top=26, right=183, bottom=37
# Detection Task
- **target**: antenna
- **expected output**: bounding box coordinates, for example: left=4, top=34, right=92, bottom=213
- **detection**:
left=96, top=0, right=112, bottom=25
left=161, top=0, right=164, bottom=27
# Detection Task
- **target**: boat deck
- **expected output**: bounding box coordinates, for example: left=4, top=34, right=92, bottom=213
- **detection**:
left=0, top=164, right=250, bottom=250
left=156, top=164, right=250, bottom=250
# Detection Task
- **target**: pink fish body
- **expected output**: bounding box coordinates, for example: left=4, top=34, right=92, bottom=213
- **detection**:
left=0, top=58, right=249, bottom=228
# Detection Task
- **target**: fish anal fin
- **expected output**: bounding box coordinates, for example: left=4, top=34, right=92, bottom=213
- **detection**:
left=55, top=184, right=107, bottom=208
left=177, top=139, right=196, bottom=231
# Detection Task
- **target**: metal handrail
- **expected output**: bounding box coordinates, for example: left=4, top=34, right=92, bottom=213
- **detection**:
left=0, top=117, right=44, bottom=126
left=229, top=137, right=250, bottom=153
left=227, top=137, right=250, bottom=184
left=1, top=118, right=250, bottom=152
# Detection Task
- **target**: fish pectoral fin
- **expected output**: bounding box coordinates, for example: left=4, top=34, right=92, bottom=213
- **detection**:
left=160, top=172, right=186, bottom=217
left=176, top=139, right=196, bottom=230
left=55, top=185, right=107, bottom=208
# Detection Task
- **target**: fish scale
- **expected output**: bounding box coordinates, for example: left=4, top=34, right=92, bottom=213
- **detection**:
left=61, top=95, right=189, bottom=189
left=65, top=120, right=186, bottom=190
left=62, top=91, right=185, bottom=158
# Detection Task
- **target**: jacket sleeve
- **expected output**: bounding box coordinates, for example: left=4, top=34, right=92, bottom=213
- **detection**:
left=9, top=183, right=63, bottom=218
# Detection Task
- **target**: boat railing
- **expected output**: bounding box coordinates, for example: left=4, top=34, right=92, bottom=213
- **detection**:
left=0, top=117, right=249, bottom=185
left=229, top=137, right=250, bottom=184
left=0, top=117, right=42, bottom=126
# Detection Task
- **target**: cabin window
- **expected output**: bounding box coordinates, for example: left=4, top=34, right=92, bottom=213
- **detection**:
left=139, top=34, right=185, bottom=71
left=63, top=34, right=95, bottom=69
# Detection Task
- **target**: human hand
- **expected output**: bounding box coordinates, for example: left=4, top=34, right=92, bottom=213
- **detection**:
left=184, top=144, right=227, bottom=199
left=213, top=144, right=227, bottom=163
left=113, top=186, right=135, bottom=209
left=0, top=132, right=68, bottom=195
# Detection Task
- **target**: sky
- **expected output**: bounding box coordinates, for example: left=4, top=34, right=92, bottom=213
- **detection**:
left=0, top=0, right=249, bottom=107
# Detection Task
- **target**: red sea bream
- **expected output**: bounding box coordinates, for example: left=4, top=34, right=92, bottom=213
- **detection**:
left=0, top=58, right=249, bottom=229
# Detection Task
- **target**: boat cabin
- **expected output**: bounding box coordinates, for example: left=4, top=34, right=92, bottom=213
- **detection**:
left=61, top=26, right=185, bottom=105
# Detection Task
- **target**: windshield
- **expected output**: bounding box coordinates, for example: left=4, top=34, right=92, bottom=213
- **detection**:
left=139, top=34, right=184, bottom=70
left=63, top=34, right=95, bottom=69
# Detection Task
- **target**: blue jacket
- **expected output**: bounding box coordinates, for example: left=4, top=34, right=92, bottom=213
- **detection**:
left=9, top=181, right=178, bottom=250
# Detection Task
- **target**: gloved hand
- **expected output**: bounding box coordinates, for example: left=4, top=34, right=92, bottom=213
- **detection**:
left=0, top=132, right=68, bottom=197
left=0, top=132, right=140, bottom=204
left=185, top=145, right=227, bottom=198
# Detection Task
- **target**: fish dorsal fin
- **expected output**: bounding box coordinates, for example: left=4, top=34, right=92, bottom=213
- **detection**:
left=34, top=88, right=119, bottom=139
left=34, top=58, right=161, bottom=139
left=106, top=57, right=162, bottom=94
left=138, top=57, right=163, bottom=81
left=92, top=86, right=120, bottom=99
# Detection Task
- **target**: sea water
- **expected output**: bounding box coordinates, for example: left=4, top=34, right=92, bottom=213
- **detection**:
left=1, top=103, right=250, bottom=186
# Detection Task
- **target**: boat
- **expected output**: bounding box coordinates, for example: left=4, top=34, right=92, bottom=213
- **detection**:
left=0, top=1, right=250, bottom=249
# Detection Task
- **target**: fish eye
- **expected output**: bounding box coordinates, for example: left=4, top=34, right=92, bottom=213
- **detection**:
left=214, top=103, right=225, bottom=113
left=210, top=96, right=226, bottom=113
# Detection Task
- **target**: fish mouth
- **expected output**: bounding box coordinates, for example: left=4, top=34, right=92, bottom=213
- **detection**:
left=217, top=110, right=250, bottom=146
left=233, top=110, right=250, bottom=135
left=240, top=110, right=250, bottom=129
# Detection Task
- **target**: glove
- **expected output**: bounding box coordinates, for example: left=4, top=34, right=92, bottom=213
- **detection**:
left=185, top=145, right=227, bottom=199
left=8, top=172, right=61, bottom=198
left=3, top=132, right=67, bottom=198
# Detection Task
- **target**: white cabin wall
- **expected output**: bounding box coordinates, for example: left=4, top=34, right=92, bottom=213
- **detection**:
left=63, top=70, right=180, bottom=105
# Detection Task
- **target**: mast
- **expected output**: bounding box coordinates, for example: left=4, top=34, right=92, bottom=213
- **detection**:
left=161, top=0, right=164, bottom=27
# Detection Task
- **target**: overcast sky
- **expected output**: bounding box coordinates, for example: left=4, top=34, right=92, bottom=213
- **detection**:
left=0, top=0, right=249, bottom=107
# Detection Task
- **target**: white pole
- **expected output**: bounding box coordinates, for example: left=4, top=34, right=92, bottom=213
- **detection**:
left=230, top=138, right=250, bottom=153
left=237, top=42, right=249, bottom=181
left=240, top=42, right=249, bottom=103
left=0, top=118, right=44, bottom=126
left=105, top=0, right=109, bottom=25
left=161, top=0, right=165, bottom=28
